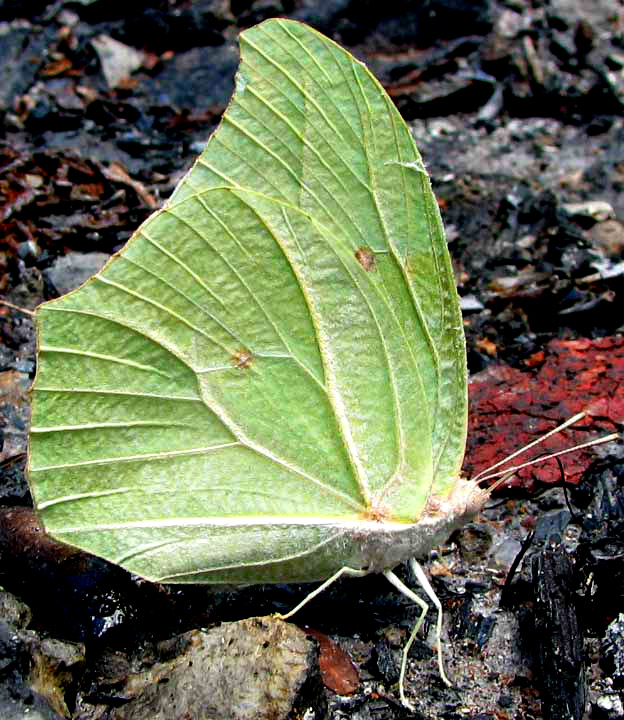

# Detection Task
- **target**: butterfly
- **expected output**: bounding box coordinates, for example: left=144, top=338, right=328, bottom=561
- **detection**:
left=28, top=18, right=531, bottom=708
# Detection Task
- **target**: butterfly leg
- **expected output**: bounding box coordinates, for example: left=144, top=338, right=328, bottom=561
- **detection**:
left=277, top=566, right=368, bottom=620
left=384, top=559, right=451, bottom=710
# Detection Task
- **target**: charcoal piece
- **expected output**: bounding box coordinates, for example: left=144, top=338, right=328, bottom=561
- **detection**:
left=574, top=460, right=624, bottom=634
left=368, top=636, right=400, bottom=686
left=0, top=25, right=54, bottom=110
left=602, top=614, right=624, bottom=689
left=532, top=544, right=585, bottom=720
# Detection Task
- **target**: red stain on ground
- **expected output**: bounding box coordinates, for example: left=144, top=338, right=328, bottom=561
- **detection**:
left=464, top=336, right=623, bottom=490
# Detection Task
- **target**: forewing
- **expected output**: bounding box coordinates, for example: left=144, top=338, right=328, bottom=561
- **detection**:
left=174, top=19, right=467, bottom=502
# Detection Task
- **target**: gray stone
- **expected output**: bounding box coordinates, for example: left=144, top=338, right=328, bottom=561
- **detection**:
left=91, top=35, right=145, bottom=89
left=89, top=617, right=323, bottom=720
left=44, top=252, right=110, bottom=296
left=561, top=200, right=615, bottom=223
left=0, top=590, right=31, bottom=629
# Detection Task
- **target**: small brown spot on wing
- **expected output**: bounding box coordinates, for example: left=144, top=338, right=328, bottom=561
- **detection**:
left=355, top=246, right=376, bottom=271
left=232, top=350, right=253, bottom=369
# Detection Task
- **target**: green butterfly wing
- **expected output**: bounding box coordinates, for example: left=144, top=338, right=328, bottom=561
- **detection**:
left=28, top=19, right=467, bottom=583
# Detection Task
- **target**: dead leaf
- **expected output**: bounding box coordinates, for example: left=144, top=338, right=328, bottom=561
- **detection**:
left=302, top=627, right=360, bottom=695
